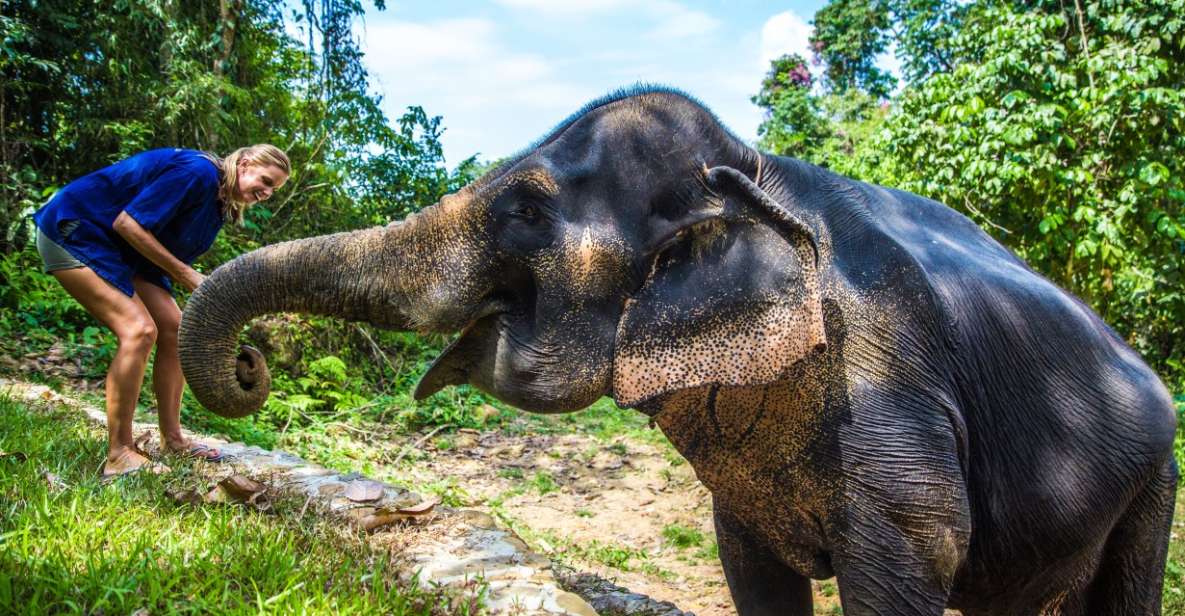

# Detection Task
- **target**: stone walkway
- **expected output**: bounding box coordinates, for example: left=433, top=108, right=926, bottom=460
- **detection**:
left=0, top=378, right=692, bottom=616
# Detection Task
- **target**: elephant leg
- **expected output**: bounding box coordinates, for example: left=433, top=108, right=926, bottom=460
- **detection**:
left=831, top=515, right=959, bottom=616
left=715, top=508, right=813, bottom=616
left=1081, top=459, right=1178, bottom=616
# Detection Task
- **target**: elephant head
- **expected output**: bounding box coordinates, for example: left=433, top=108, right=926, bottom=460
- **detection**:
left=179, top=88, right=827, bottom=418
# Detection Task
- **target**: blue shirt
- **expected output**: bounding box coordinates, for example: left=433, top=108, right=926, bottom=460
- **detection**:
left=33, top=148, right=224, bottom=296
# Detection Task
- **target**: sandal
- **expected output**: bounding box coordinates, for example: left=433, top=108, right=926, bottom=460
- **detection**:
left=169, top=442, right=225, bottom=463
left=100, top=459, right=170, bottom=484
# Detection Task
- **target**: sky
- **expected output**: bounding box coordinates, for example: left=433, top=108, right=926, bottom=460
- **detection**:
left=355, top=0, right=831, bottom=166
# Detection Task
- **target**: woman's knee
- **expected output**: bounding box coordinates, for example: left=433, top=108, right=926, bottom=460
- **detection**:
left=154, top=316, right=180, bottom=348
left=118, top=319, right=158, bottom=352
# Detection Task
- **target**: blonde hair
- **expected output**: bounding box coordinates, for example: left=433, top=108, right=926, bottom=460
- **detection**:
left=203, top=144, right=291, bottom=224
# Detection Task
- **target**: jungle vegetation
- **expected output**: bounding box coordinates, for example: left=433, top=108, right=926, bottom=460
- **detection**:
left=0, top=0, right=1182, bottom=458
left=0, top=0, right=1182, bottom=611
left=753, top=0, right=1185, bottom=388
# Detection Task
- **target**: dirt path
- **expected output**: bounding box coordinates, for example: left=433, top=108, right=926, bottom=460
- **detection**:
left=377, top=419, right=846, bottom=616
left=410, top=429, right=726, bottom=615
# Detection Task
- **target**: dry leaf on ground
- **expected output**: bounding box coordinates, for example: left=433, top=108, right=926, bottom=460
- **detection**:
left=354, top=499, right=437, bottom=531
left=168, top=474, right=270, bottom=511
left=0, top=450, right=28, bottom=462
left=344, top=480, right=384, bottom=502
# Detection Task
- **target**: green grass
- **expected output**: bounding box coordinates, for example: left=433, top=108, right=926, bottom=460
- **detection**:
left=529, top=471, right=559, bottom=495
left=660, top=524, right=704, bottom=549
left=509, top=398, right=655, bottom=442
left=0, top=395, right=480, bottom=615
left=496, top=467, right=524, bottom=480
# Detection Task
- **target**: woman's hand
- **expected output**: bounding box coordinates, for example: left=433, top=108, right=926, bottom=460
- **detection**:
left=113, top=211, right=204, bottom=291
left=180, top=269, right=207, bottom=292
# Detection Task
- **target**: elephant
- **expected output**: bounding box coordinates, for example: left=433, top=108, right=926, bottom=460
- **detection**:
left=179, top=87, right=1178, bottom=615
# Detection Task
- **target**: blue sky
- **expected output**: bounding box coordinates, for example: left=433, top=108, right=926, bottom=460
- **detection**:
left=356, top=1, right=830, bottom=165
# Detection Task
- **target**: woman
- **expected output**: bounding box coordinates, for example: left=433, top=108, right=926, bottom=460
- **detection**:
left=33, top=145, right=290, bottom=479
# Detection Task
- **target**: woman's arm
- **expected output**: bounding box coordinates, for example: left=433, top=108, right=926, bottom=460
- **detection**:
left=113, top=211, right=205, bottom=291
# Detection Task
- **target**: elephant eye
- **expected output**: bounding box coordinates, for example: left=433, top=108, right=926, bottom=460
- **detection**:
left=511, top=204, right=540, bottom=222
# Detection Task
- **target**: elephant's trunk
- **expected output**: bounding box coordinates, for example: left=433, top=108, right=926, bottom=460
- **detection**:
left=179, top=226, right=406, bottom=418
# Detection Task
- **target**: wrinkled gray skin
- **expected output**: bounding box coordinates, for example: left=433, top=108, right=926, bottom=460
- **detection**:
left=180, top=89, right=1179, bottom=615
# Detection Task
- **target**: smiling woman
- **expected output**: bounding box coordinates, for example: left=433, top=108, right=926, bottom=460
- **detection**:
left=31, top=144, right=290, bottom=480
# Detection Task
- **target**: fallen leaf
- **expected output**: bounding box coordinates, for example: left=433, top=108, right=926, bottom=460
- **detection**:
left=355, top=499, right=437, bottom=531
left=318, top=483, right=344, bottom=497
left=344, top=480, right=384, bottom=503
left=246, top=491, right=272, bottom=512
left=394, top=500, right=436, bottom=515
left=0, top=450, right=28, bottom=462
left=475, top=404, right=500, bottom=422
left=168, top=488, right=205, bottom=506
left=219, top=474, right=266, bottom=500
left=203, top=484, right=232, bottom=504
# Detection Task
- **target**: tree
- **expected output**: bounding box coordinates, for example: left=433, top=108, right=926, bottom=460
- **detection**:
left=809, top=0, right=970, bottom=96
left=759, top=0, right=1185, bottom=383
left=752, top=55, right=830, bottom=155
left=752, top=54, right=888, bottom=175
left=0, top=0, right=470, bottom=258
left=809, top=0, right=896, bottom=98
left=871, top=0, right=1185, bottom=381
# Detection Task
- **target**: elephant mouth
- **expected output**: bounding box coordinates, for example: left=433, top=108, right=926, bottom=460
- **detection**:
left=412, top=301, right=512, bottom=400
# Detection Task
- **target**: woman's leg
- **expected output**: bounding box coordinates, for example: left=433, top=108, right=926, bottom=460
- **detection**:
left=133, top=277, right=220, bottom=459
left=51, top=267, right=158, bottom=473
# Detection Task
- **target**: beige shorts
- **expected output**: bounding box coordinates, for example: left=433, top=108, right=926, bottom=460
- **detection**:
left=36, top=222, right=85, bottom=273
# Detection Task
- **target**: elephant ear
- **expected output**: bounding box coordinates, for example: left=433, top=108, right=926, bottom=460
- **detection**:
left=612, top=166, right=827, bottom=408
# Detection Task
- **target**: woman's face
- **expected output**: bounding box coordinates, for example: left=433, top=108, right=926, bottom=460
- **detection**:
left=235, top=161, right=289, bottom=204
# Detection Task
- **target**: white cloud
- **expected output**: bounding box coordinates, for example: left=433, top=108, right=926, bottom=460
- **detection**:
left=354, top=5, right=818, bottom=162
left=362, top=18, right=497, bottom=63
left=357, top=16, right=595, bottom=161
left=645, top=4, right=720, bottom=40
left=759, top=11, right=813, bottom=68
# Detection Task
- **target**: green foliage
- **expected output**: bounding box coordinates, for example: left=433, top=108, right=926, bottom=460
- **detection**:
left=766, top=0, right=1185, bottom=386
left=810, top=0, right=896, bottom=97
left=1169, top=399, right=1185, bottom=614
left=660, top=524, right=704, bottom=549
left=694, top=540, right=719, bottom=561
left=529, top=471, right=559, bottom=495
left=752, top=54, right=832, bottom=156
left=1, top=0, right=477, bottom=262
left=753, top=55, right=890, bottom=174
left=271, top=355, right=369, bottom=417
left=0, top=251, right=117, bottom=372
left=869, top=0, right=1185, bottom=383
left=0, top=395, right=478, bottom=614
left=809, top=0, right=970, bottom=95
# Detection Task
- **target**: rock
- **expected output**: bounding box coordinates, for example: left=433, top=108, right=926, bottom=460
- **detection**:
left=475, top=404, right=500, bottom=423
left=588, top=451, right=624, bottom=471
left=453, top=433, right=480, bottom=450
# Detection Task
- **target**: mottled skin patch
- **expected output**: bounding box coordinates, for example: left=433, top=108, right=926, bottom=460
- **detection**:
left=181, top=88, right=1178, bottom=615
